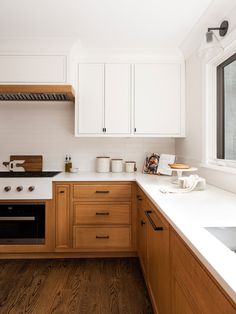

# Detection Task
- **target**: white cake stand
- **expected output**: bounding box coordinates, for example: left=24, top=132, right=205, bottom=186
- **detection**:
left=170, top=167, right=198, bottom=184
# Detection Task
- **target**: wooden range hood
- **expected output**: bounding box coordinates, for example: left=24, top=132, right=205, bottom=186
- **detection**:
left=0, top=85, right=75, bottom=102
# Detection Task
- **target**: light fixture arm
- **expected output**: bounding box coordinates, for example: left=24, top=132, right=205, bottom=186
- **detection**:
left=207, top=20, right=229, bottom=37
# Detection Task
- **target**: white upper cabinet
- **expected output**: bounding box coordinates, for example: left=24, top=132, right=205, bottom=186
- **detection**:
left=105, top=64, right=131, bottom=134
left=0, top=55, right=67, bottom=83
left=76, top=63, right=132, bottom=136
left=134, top=63, right=184, bottom=136
left=76, top=62, right=185, bottom=137
left=77, top=64, right=104, bottom=134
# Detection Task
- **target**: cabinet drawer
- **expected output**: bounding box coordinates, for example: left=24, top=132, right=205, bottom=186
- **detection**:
left=73, top=227, right=131, bottom=249
left=73, top=184, right=131, bottom=201
left=74, top=203, right=131, bottom=225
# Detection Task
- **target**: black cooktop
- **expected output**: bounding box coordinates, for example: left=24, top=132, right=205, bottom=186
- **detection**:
left=0, top=171, right=61, bottom=178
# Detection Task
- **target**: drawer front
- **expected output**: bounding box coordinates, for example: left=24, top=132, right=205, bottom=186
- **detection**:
left=73, top=184, right=132, bottom=201
left=73, top=227, right=131, bottom=249
left=74, top=203, right=131, bottom=225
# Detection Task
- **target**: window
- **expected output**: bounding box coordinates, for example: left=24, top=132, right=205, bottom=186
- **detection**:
left=217, top=53, right=236, bottom=161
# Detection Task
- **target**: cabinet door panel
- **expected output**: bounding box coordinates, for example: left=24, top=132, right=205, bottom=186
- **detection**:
left=146, top=201, right=170, bottom=314
left=105, top=64, right=131, bottom=134
left=55, top=185, right=71, bottom=249
left=171, top=230, right=236, bottom=314
left=78, top=64, right=104, bottom=134
left=137, top=189, right=147, bottom=274
left=134, top=63, right=181, bottom=135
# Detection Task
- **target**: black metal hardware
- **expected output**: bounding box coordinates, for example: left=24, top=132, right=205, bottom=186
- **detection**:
left=137, top=195, right=143, bottom=201
left=141, top=220, right=146, bottom=226
left=208, top=20, right=229, bottom=37
left=134, top=128, right=136, bottom=132
left=59, top=190, right=65, bottom=194
left=95, top=190, right=110, bottom=194
left=145, top=210, right=163, bottom=231
left=102, top=127, right=107, bottom=132
left=96, top=212, right=110, bottom=216
left=96, top=235, right=109, bottom=239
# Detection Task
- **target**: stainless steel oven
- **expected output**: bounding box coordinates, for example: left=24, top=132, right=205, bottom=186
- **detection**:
left=0, top=202, right=45, bottom=244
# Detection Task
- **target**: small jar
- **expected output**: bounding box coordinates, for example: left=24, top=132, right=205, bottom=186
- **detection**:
left=96, top=156, right=110, bottom=173
left=111, top=159, right=123, bottom=173
left=125, top=161, right=137, bottom=173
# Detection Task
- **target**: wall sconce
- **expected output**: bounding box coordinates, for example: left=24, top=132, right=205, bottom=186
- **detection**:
left=199, top=20, right=229, bottom=59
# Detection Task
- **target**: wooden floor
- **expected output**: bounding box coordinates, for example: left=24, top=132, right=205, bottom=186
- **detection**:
left=0, top=258, right=153, bottom=314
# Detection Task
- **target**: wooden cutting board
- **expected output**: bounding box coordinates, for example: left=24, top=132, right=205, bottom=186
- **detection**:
left=10, top=155, right=43, bottom=172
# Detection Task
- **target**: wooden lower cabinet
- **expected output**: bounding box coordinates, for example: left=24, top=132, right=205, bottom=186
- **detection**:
left=54, top=182, right=134, bottom=254
left=171, top=229, right=236, bottom=314
left=55, top=184, right=71, bottom=249
left=146, top=199, right=170, bottom=314
left=137, top=187, right=148, bottom=274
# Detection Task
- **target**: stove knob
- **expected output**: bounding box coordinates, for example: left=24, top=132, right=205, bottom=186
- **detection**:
left=16, top=186, right=23, bottom=192
left=4, top=186, right=11, bottom=192
left=28, top=186, right=35, bottom=192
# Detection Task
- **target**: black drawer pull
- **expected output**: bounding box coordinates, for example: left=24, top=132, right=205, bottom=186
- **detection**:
left=96, top=212, right=110, bottom=216
left=95, top=190, right=110, bottom=194
left=141, top=220, right=146, bottom=226
left=145, top=210, right=163, bottom=231
left=59, top=190, right=65, bottom=194
left=96, top=235, right=109, bottom=239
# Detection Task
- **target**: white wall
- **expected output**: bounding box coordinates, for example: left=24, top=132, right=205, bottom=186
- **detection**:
left=176, top=1, right=236, bottom=194
left=0, top=101, right=175, bottom=172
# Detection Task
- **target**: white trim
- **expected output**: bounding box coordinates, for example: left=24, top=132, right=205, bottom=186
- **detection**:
left=200, top=162, right=236, bottom=174
left=204, top=39, right=236, bottom=170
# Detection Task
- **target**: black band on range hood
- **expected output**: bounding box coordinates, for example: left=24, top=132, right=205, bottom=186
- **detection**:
left=0, top=85, right=75, bottom=102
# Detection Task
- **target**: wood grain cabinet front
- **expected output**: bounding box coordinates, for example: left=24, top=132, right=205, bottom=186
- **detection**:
left=55, top=184, right=71, bottom=249
left=137, top=187, right=148, bottom=275
left=73, top=184, right=132, bottom=201
left=73, top=203, right=131, bottom=225
left=171, top=229, right=236, bottom=314
left=146, top=199, right=170, bottom=314
left=73, top=226, right=131, bottom=250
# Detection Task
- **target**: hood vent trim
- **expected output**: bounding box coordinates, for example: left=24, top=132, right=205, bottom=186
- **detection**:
left=0, top=85, right=75, bottom=102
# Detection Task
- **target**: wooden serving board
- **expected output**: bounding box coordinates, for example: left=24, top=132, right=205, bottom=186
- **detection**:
left=10, top=155, right=43, bottom=172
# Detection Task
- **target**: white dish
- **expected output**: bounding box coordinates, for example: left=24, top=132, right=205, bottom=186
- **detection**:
left=70, top=168, right=79, bottom=173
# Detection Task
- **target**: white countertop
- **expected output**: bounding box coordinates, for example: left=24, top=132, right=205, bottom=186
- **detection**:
left=54, top=171, right=236, bottom=303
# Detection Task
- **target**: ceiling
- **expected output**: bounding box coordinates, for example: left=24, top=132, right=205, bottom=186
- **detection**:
left=0, top=0, right=213, bottom=49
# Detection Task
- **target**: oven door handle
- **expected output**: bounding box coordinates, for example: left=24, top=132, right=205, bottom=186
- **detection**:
left=0, top=217, right=35, bottom=221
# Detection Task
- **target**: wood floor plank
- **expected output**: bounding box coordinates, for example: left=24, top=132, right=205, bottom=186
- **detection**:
left=0, top=258, right=153, bottom=314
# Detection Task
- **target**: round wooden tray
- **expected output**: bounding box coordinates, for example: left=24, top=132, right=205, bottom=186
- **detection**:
left=168, top=163, right=190, bottom=169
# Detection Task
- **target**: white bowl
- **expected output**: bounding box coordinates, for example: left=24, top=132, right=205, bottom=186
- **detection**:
left=70, top=168, right=79, bottom=173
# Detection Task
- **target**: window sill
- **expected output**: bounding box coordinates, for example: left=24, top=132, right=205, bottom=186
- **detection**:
left=200, top=162, right=236, bottom=175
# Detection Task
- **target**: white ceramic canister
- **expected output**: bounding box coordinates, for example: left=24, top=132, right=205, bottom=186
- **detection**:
left=125, top=161, right=137, bottom=173
left=111, top=159, right=123, bottom=173
left=96, top=156, right=110, bottom=173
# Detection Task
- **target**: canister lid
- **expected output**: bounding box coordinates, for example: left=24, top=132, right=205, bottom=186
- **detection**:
left=125, top=161, right=136, bottom=163
left=111, top=158, right=123, bottom=161
left=96, top=156, right=110, bottom=158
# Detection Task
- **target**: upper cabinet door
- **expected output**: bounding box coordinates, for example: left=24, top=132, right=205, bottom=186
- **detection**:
left=134, top=63, right=183, bottom=135
left=105, top=64, right=131, bottom=134
left=77, top=64, right=104, bottom=134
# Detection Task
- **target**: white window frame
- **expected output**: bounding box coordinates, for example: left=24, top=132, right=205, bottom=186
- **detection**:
left=203, top=40, right=236, bottom=172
